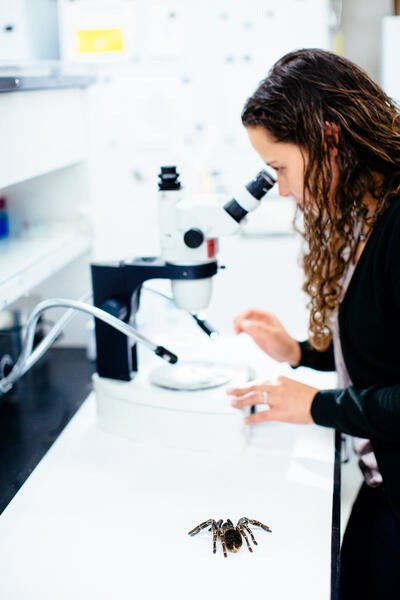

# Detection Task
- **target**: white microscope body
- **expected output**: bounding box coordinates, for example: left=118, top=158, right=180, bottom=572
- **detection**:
left=158, top=166, right=274, bottom=312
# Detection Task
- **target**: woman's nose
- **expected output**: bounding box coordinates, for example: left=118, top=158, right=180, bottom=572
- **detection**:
left=277, top=179, right=290, bottom=197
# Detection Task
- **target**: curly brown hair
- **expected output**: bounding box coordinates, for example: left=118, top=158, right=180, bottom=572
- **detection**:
left=242, top=48, right=400, bottom=350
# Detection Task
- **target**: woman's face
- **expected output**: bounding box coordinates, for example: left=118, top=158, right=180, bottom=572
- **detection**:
left=246, top=125, right=307, bottom=208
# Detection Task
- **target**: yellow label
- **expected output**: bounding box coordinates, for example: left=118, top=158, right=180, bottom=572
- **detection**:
left=78, top=29, right=124, bottom=53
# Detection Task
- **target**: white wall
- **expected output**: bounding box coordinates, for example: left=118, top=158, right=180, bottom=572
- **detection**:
left=63, top=0, right=331, bottom=260
left=341, top=0, right=393, bottom=81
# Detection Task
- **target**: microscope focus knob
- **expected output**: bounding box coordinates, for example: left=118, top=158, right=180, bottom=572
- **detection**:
left=183, top=228, right=204, bottom=248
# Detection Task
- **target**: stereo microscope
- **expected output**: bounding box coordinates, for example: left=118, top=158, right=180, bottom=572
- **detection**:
left=91, top=166, right=275, bottom=451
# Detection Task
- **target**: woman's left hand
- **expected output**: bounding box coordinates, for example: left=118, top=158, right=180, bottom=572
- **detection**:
left=227, top=376, right=319, bottom=425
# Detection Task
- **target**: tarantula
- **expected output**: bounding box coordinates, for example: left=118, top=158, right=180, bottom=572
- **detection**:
left=188, top=517, right=272, bottom=557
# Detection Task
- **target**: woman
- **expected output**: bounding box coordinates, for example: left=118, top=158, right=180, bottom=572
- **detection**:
left=228, top=49, right=400, bottom=599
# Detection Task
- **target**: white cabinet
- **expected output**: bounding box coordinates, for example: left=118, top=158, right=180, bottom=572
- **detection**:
left=0, top=78, right=94, bottom=343
left=0, top=87, right=88, bottom=189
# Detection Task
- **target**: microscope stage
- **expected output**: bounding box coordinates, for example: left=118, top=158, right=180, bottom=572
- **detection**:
left=93, top=360, right=253, bottom=453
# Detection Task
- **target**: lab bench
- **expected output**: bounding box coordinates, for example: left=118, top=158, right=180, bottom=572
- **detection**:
left=0, top=348, right=95, bottom=513
left=0, top=343, right=340, bottom=600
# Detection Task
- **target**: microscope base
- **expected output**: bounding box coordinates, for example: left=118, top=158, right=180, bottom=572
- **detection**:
left=93, top=370, right=250, bottom=453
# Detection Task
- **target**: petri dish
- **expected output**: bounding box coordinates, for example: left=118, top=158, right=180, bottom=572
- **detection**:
left=149, top=360, right=255, bottom=391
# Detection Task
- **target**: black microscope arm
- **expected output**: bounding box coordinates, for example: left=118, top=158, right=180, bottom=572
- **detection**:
left=91, top=257, right=217, bottom=380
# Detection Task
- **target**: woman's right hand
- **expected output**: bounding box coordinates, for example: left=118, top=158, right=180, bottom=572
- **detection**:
left=233, top=308, right=301, bottom=366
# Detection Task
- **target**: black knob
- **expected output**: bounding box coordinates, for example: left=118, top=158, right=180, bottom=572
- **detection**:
left=183, top=228, right=204, bottom=249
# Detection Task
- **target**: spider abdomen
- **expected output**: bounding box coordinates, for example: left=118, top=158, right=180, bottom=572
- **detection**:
left=225, top=529, right=242, bottom=552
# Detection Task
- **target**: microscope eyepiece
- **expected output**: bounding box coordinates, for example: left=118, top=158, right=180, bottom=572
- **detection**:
left=246, top=169, right=276, bottom=199
left=222, top=200, right=248, bottom=223
left=223, top=169, right=276, bottom=224
left=158, top=165, right=181, bottom=191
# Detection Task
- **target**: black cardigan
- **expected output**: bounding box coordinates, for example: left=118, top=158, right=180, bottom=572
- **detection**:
left=296, top=199, right=400, bottom=520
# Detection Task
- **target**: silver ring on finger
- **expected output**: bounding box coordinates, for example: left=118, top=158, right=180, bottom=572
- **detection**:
left=262, top=390, right=269, bottom=407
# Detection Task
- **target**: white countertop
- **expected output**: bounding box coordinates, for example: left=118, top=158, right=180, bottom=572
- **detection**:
left=0, top=229, right=338, bottom=599
left=0, top=353, right=337, bottom=600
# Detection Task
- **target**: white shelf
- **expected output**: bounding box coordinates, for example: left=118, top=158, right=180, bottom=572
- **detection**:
left=0, top=223, right=91, bottom=310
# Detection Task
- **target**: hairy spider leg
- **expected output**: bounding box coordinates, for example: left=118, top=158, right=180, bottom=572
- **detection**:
left=249, top=519, right=272, bottom=533
left=242, top=523, right=258, bottom=546
left=239, top=517, right=272, bottom=533
left=212, top=525, right=218, bottom=554
left=221, top=536, right=228, bottom=558
left=188, top=519, right=216, bottom=536
left=238, top=525, right=254, bottom=552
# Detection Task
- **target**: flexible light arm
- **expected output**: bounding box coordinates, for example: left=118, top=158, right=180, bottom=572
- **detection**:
left=0, top=298, right=178, bottom=396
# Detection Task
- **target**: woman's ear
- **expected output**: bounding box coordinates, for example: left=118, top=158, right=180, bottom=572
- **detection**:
left=324, top=121, right=339, bottom=157
left=325, top=121, right=339, bottom=145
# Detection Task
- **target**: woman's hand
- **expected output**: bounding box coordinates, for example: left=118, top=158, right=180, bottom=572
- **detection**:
left=228, top=376, right=318, bottom=425
left=233, top=308, right=301, bottom=366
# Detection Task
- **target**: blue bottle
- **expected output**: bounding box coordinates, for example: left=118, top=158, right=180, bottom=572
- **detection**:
left=0, top=197, right=9, bottom=239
